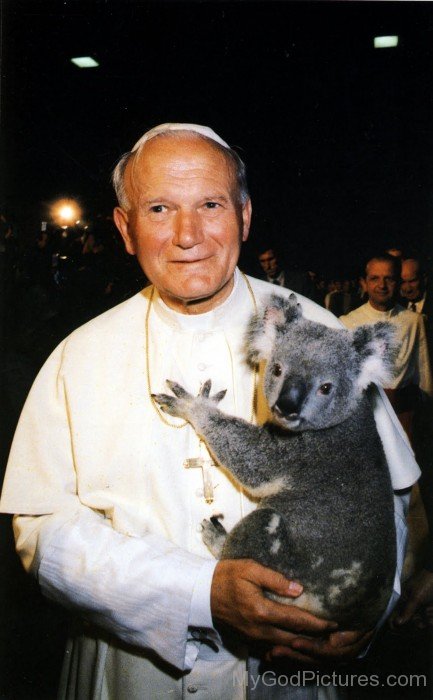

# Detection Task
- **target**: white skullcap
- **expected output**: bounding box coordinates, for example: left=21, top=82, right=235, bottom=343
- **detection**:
left=131, top=122, right=230, bottom=152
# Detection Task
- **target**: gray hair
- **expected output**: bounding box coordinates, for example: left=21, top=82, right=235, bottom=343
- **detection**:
left=112, top=130, right=249, bottom=211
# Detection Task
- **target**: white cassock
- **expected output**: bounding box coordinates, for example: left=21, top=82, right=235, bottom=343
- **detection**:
left=340, top=302, right=433, bottom=395
left=0, top=270, right=419, bottom=699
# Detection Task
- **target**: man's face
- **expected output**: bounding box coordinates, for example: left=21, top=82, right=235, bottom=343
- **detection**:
left=114, top=135, right=251, bottom=314
left=258, top=249, right=279, bottom=277
left=363, top=260, right=398, bottom=311
left=401, top=259, right=425, bottom=302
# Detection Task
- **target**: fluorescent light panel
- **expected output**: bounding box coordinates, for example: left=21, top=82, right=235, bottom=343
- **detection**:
left=71, top=56, right=99, bottom=68
left=374, top=36, right=398, bottom=49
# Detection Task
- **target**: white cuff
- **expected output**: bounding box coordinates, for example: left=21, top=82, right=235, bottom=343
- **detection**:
left=188, top=558, right=218, bottom=629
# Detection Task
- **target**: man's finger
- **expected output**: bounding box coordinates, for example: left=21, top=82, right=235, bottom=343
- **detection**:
left=243, top=560, right=304, bottom=598
left=393, top=598, right=420, bottom=626
left=289, top=629, right=373, bottom=660
left=262, top=599, right=338, bottom=635
left=267, top=645, right=324, bottom=666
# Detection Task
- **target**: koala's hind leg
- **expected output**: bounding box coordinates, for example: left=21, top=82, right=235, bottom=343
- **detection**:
left=202, top=515, right=227, bottom=558
left=221, top=508, right=291, bottom=573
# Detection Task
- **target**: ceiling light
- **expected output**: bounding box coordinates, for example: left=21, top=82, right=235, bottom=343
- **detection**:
left=374, top=36, right=399, bottom=49
left=71, top=56, right=99, bottom=68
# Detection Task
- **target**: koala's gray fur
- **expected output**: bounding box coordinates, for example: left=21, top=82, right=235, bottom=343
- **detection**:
left=153, top=294, right=399, bottom=630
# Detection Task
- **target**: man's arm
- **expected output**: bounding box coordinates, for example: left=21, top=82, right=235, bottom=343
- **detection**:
left=13, top=507, right=219, bottom=671
left=416, top=314, right=433, bottom=396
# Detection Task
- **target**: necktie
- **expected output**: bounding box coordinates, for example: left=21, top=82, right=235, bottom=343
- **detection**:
left=410, top=302, right=417, bottom=312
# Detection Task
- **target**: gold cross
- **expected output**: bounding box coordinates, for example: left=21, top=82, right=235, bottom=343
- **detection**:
left=183, top=457, right=215, bottom=504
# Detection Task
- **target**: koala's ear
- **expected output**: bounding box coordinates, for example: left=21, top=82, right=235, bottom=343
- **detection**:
left=352, top=322, right=400, bottom=391
left=245, top=293, right=302, bottom=364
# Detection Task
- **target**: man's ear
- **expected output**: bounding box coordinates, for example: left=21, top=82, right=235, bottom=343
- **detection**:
left=241, top=198, right=252, bottom=242
left=113, top=207, right=136, bottom=256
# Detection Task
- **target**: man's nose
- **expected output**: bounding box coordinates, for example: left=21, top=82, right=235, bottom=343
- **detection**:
left=172, top=210, right=204, bottom=248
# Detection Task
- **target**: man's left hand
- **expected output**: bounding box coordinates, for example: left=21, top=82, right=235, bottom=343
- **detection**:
left=392, top=568, right=433, bottom=628
left=266, top=629, right=373, bottom=666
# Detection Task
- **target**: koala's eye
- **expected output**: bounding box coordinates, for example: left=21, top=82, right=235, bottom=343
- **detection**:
left=318, top=383, right=332, bottom=395
left=273, top=363, right=282, bottom=377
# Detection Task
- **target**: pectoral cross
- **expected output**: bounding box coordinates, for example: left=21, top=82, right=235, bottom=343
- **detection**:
left=183, top=456, right=215, bottom=504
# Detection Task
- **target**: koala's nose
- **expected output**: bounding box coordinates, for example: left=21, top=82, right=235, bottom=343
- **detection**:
left=275, top=380, right=306, bottom=417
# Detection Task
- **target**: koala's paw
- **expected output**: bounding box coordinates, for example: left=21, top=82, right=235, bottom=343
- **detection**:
left=152, top=383, right=193, bottom=420
left=152, top=380, right=226, bottom=422
left=201, top=516, right=227, bottom=558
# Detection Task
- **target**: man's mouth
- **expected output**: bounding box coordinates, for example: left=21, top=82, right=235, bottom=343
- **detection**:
left=171, top=256, right=211, bottom=265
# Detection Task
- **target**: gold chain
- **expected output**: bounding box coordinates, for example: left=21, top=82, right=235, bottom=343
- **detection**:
left=145, top=272, right=258, bottom=428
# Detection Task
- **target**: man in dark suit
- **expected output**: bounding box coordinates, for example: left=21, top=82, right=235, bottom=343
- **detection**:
left=257, top=247, right=321, bottom=301
left=401, top=257, right=433, bottom=360
left=396, top=257, right=433, bottom=629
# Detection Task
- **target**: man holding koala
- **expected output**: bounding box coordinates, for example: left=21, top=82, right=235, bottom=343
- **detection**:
left=0, top=124, right=420, bottom=698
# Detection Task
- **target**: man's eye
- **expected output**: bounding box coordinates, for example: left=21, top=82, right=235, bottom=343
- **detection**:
left=204, top=201, right=220, bottom=209
left=150, top=205, right=166, bottom=214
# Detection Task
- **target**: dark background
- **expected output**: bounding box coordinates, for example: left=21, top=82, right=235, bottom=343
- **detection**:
left=2, top=0, right=433, bottom=277
left=1, top=1, right=433, bottom=698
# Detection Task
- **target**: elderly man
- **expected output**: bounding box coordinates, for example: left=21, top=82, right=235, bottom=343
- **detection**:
left=1, top=125, right=419, bottom=698
left=401, top=257, right=433, bottom=364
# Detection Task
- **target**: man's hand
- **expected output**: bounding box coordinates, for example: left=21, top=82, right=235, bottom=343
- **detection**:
left=268, top=630, right=373, bottom=666
left=392, top=569, right=433, bottom=628
left=211, top=559, right=373, bottom=665
left=211, top=559, right=338, bottom=649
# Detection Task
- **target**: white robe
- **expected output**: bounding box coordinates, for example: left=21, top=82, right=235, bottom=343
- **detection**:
left=0, top=270, right=419, bottom=699
left=340, top=301, right=433, bottom=395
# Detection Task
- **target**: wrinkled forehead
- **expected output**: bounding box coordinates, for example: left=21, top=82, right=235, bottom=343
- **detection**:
left=402, top=259, right=421, bottom=278
left=124, top=132, right=235, bottom=206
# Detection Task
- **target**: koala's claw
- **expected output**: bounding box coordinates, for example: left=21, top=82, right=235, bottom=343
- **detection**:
left=152, top=379, right=227, bottom=422
left=201, top=517, right=227, bottom=558
left=201, top=379, right=212, bottom=397
left=199, top=380, right=227, bottom=404
left=166, top=380, right=190, bottom=399
left=151, top=393, right=180, bottom=417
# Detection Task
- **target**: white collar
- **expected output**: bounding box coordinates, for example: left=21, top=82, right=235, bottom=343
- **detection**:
left=364, top=301, right=402, bottom=320
left=151, top=268, right=252, bottom=331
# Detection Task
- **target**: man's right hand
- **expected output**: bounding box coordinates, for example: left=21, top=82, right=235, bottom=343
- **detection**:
left=211, top=559, right=338, bottom=648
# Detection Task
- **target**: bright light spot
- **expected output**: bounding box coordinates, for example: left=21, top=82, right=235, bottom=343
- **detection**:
left=51, top=199, right=82, bottom=226
left=374, top=36, right=399, bottom=49
left=75, top=220, right=81, bottom=224
left=71, top=56, right=99, bottom=68
left=60, top=206, right=74, bottom=220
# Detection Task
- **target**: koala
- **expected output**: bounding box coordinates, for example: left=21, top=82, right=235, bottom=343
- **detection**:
left=153, top=294, right=399, bottom=630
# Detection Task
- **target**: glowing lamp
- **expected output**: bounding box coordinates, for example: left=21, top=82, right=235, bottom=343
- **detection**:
left=71, top=56, right=99, bottom=68
left=374, top=36, right=399, bottom=49
left=51, top=199, right=82, bottom=226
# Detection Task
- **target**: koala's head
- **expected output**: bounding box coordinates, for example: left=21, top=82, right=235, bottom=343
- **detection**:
left=246, top=294, right=399, bottom=431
